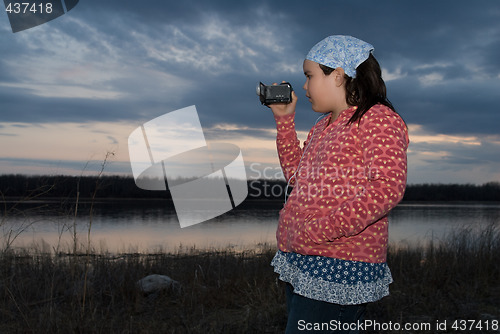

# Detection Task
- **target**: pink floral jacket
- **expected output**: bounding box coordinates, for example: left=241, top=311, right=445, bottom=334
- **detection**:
left=275, top=104, right=409, bottom=263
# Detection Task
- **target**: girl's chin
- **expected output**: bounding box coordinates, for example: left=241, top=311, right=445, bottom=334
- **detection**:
left=311, top=106, right=327, bottom=113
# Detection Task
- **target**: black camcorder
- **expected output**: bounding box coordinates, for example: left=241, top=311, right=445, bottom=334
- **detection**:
left=256, top=82, right=293, bottom=106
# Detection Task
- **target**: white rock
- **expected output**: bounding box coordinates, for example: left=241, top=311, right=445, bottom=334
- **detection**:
left=136, top=274, right=181, bottom=294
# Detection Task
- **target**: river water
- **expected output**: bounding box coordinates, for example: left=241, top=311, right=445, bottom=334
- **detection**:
left=3, top=199, right=500, bottom=253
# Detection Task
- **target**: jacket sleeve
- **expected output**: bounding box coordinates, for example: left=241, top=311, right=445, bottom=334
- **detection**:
left=274, top=113, right=314, bottom=184
left=306, top=107, right=409, bottom=241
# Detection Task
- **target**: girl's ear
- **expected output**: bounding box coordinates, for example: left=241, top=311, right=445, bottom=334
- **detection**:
left=334, top=68, right=346, bottom=87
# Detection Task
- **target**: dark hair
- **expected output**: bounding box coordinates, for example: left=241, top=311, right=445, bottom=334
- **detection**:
left=319, top=54, right=396, bottom=125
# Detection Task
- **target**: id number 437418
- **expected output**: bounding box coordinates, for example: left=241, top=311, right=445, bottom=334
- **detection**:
left=452, top=319, right=498, bottom=331
left=5, top=2, right=54, bottom=14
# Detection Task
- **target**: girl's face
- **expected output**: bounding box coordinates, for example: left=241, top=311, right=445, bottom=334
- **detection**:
left=302, top=59, right=348, bottom=114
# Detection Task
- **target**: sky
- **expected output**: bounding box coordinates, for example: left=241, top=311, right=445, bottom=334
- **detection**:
left=1, top=0, right=499, bottom=185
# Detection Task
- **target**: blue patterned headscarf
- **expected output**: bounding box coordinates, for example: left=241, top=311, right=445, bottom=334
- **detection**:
left=306, top=35, right=374, bottom=78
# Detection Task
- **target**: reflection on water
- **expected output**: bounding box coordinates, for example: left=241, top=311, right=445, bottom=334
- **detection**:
left=389, top=203, right=500, bottom=247
left=4, top=200, right=500, bottom=253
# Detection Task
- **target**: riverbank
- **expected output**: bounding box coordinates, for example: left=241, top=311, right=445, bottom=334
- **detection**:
left=1, top=225, right=499, bottom=333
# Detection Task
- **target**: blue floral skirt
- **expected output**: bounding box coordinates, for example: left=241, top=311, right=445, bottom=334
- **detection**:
left=271, top=250, right=393, bottom=305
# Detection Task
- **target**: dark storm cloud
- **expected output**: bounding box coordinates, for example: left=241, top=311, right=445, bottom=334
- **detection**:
left=0, top=0, right=499, bottom=137
left=389, top=74, right=500, bottom=135
left=0, top=87, right=139, bottom=123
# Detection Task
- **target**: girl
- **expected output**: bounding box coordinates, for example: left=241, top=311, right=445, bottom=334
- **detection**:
left=269, top=35, right=409, bottom=333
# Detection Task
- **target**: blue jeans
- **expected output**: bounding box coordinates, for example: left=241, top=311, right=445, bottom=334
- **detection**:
left=285, top=283, right=367, bottom=334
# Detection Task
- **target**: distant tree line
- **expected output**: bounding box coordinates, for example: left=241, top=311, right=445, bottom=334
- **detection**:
left=402, top=182, right=500, bottom=201
left=0, top=174, right=170, bottom=200
left=0, top=174, right=499, bottom=202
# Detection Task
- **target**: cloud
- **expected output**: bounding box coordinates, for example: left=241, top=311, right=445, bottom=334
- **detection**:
left=0, top=0, right=499, bottom=183
left=407, top=125, right=500, bottom=183
left=0, top=156, right=132, bottom=176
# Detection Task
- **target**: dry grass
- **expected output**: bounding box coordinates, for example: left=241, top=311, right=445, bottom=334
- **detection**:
left=1, top=225, right=499, bottom=333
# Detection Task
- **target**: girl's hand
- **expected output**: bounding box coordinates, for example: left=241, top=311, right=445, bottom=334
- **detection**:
left=268, top=82, right=298, bottom=117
